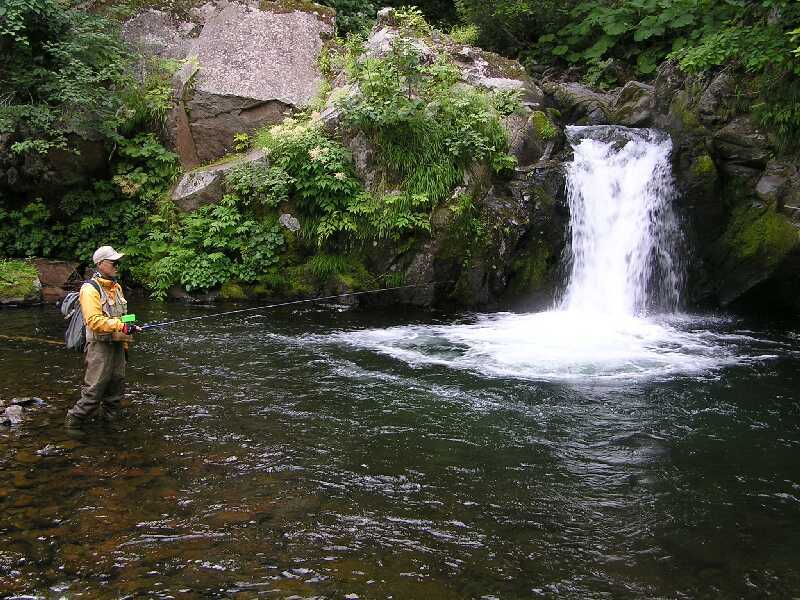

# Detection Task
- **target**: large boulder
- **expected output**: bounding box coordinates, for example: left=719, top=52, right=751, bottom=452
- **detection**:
left=171, top=148, right=267, bottom=211
left=542, top=81, right=614, bottom=125
left=32, top=259, right=80, bottom=303
left=123, top=0, right=334, bottom=168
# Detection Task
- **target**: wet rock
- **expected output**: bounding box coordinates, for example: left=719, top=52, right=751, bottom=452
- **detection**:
left=10, top=397, right=42, bottom=406
left=171, top=149, right=267, bottom=211
left=2, top=405, right=23, bottom=425
left=543, top=81, right=613, bottom=125
left=696, top=66, right=736, bottom=126
left=611, top=81, right=655, bottom=127
left=712, top=117, right=770, bottom=169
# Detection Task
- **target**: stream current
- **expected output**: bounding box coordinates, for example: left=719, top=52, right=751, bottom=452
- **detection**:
left=2, top=126, right=800, bottom=598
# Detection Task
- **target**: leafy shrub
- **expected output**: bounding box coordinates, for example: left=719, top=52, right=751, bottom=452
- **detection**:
left=134, top=195, right=286, bottom=299
left=225, top=163, right=294, bottom=208
left=0, top=0, right=134, bottom=154
left=337, top=37, right=514, bottom=201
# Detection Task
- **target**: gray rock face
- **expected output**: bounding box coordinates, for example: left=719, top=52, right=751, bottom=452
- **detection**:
left=451, top=46, right=544, bottom=108
left=172, top=149, right=267, bottom=211
left=712, top=117, right=771, bottom=169
left=543, top=82, right=613, bottom=125
left=124, top=1, right=333, bottom=167
left=279, top=213, right=300, bottom=231
left=121, top=9, right=197, bottom=59
left=611, top=81, right=655, bottom=127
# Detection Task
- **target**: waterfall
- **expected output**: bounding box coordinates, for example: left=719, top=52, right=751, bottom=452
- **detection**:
left=560, top=126, right=684, bottom=316
left=338, top=127, right=751, bottom=382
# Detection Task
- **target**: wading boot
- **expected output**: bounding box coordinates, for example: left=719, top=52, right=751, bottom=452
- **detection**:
left=64, top=412, right=86, bottom=437
left=98, top=407, right=123, bottom=431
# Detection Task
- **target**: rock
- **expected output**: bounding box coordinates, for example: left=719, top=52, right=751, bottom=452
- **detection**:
left=451, top=46, right=544, bottom=108
left=124, top=1, right=334, bottom=167
left=342, top=130, right=379, bottom=192
left=121, top=9, right=196, bottom=59
left=10, top=397, right=41, bottom=406
left=710, top=203, right=800, bottom=305
left=32, top=259, right=80, bottom=303
left=543, top=82, right=612, bottom=125
left=3, top=405, right=23, bottom=426
left=612, top=81, right=655, bottom=127
left=171, top=149, right=267, bottom=211
left=167, top=285, right=220, bottom=303
left=696, top=67, right=736, bottom=126
left=365, top=26, right=436, bottom=63
left=279, top=213, right=300, bottom=231
left=755, top=160, right=796, bottom=207
left=712, top=117, right=770, bottom=169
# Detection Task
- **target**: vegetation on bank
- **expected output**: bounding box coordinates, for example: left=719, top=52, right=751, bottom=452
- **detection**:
left=1, top=0, right=798, bottom=300
left=0, top=260, right=39, bottom=301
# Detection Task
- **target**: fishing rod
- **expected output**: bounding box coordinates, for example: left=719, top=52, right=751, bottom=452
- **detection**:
left=138, top=282, right=434, bottom=331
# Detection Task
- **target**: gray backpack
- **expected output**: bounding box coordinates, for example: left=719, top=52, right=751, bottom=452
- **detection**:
left=61, top=280, right=101, bottom=351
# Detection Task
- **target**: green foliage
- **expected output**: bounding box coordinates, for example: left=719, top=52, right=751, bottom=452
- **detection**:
left=317, top=0, right=378, bottom=34
left=0, top=259, right=39, bottom=300
left=449, top=23, right=479, bottom=45
left=225, top=162, right=294, bottom=209
left=394, top=5, right=431, bottom=35
left=134, top=194, right=286, bottom=299
left=337, top=37, right=514, bottom=201
left=492, top=89, right=523, bottom=117
left=0, top=0, right=135, bottom=154
left=0, top=135, right=178, bottom=265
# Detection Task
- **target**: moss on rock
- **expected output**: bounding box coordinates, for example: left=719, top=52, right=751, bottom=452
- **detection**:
left=0, top=260, right=41, bottom=304
left=691, top=154, right=716, bottom=178
left=721, top=204, right=799, bottom=266
left=507, top=243, right=551, bottom=296
left=219, top=280, right=248, bottom=300
left=530, top=111, right=557, bottom=141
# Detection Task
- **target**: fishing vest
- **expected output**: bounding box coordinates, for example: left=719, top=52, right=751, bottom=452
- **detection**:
left=84, top=279, right=132, bottom=343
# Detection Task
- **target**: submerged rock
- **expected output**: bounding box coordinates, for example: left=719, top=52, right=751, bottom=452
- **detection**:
left=2, top=405, right=24, bottom=426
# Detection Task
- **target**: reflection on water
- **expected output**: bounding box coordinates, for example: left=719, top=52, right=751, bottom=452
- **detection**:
left=1, top=303, right=800, bottom=598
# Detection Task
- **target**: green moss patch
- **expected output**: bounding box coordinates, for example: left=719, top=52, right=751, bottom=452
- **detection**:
left=531, top=111, right=557, bottom=140
left=219, top=281, right=248, bottom=300
left=0, top=260, right=40, bottom=302
left=259, top=0, right=335, bottom=21
left=721, top=204, right=799, bottom=267
left=690, top=154, right=716, bottom=178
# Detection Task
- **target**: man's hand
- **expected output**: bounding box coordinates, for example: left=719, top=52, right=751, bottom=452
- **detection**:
left=122, top=324, right=142, bottom=335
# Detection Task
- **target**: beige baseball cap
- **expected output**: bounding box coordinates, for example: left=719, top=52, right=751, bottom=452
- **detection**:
left=92, top=245, right=125, bottom=265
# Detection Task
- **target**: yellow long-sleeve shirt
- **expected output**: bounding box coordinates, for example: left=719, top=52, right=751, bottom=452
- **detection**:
left=79, top=277, right=126, bottom=336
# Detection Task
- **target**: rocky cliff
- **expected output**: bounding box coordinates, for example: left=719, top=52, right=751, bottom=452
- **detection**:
left=3, top=2, right=798, bottom=312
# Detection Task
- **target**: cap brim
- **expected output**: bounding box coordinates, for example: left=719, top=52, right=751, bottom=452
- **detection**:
left=109, top=251, right=125, bottom=261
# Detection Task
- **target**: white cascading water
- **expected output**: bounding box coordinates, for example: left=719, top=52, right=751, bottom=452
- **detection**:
left=327, top=126, right=756, bottom=381
left=561, top=126, right=683, bottom=316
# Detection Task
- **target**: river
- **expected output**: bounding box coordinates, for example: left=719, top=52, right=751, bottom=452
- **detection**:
left=1, top=302, right=799, bottom=598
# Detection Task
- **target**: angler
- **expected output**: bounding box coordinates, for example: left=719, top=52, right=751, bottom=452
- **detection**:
left=65, top=246, right=142, bottom=431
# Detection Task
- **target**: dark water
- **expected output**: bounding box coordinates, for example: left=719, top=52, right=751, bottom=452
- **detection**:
left=1, top=303, right=799, bottom=599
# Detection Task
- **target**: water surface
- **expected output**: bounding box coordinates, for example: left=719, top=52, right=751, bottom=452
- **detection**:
left=1, top=303, right=799, bottom=598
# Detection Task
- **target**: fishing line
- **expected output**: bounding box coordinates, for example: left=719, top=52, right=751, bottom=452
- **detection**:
left=139, top=282, right=434, bottom=331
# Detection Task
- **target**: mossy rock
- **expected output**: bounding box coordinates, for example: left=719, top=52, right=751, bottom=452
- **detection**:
left=690, top=154, right=716, bottom=178
left=721, top=204, right=798, bottom=266
left=530, top=111, right=557, bottom=142
left=0, top=260, right=41, bottom=305
left=506, top=242, right=551, bottom=297
left=219, top=280, right=248, bottom=300
left=259, top=0, right=335, bottom=24
left=713, top=203, right=800, bottom=304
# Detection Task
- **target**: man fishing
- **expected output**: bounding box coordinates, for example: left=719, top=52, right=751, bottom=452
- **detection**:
left=65, top=245, right=142, bottom=430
